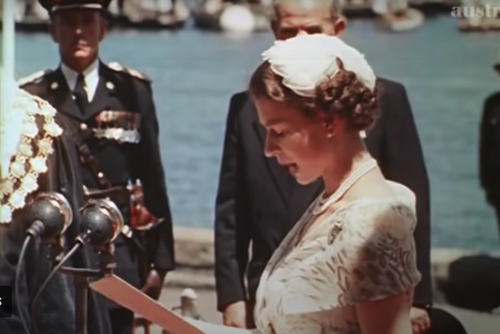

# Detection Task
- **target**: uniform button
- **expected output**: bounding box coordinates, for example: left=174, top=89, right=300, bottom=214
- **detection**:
left=97, top=172, right=104, bottom=178
left=80, top=123, right=88, bottom=131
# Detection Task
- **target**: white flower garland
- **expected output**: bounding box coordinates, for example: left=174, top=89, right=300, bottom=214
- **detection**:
left=0, top=88, right=63, bottom=224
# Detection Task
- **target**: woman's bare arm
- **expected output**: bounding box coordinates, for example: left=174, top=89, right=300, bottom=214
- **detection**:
left=356, top=291, right=413, bottom=334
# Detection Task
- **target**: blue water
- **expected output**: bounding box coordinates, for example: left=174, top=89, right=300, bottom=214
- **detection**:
left=5, top=15, right=500, bottom=251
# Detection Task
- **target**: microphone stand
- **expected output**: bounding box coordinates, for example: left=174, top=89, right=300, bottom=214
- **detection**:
left=58, top=243, right=115, bottom=334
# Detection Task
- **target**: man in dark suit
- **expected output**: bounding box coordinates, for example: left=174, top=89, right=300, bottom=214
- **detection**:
left=479, top=62, right=500, bottom=237
left=214, top=0, right=467, bottom=333
left=19, top=1, right=175, bottom=334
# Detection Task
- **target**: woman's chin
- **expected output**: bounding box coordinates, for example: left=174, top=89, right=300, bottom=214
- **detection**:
left=294, top=172, right=319, bottom=186
left=285, top=164, right=318, bottom=185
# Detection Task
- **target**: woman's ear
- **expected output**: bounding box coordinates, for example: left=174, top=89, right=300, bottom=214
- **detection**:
left=322, top=116, right=336, bottom=138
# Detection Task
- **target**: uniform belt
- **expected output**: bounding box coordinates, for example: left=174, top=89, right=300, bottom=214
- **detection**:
left=84, top=186, right=130, bottom=207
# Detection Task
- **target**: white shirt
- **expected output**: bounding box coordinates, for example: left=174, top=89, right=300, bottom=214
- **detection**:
left=61, top=59, right=99, bottom=102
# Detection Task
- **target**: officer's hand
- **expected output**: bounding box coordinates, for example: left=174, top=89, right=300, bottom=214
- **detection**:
left=222, top=301, right=247, bottom=328
left=131, top=204, right=156, bottom=229
left=410, top=307, right=431, bottom=334
left=141, top=269, right=163, bottom=300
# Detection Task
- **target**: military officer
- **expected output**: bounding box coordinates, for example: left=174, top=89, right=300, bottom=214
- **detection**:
left=19, top=1, right=176, bottom=333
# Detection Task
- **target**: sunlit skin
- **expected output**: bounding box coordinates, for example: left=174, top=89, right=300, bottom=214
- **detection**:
left=271, top=0, right=346, bottom=40
left=256, top=95, right=374, bottom=193
left=49, top=9, right=107, bottom=73
left=255, top=97, right=336, bottom=185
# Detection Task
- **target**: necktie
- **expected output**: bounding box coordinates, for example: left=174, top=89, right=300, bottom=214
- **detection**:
left=73, top=73, right=89, bottom=115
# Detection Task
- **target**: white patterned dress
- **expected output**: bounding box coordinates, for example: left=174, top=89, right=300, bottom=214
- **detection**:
left=253, top=181, right=422, bottom=334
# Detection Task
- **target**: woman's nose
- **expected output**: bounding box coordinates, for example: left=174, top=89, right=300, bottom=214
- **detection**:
left=264, top=138, right=279, bottom=158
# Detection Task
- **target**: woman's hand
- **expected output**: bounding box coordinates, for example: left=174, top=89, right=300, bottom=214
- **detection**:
left=223, top=301, right=248, bottom=328
left=141, top=269, right=163, bottom=300
left=356, top=292, right=413, bottom=334
left=410, top=307, right=431, bottom=334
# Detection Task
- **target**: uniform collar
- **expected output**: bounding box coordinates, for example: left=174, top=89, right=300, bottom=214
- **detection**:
left=60, top=58, right=100, bottom=101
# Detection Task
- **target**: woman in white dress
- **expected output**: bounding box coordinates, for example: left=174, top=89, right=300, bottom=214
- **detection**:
left=244, top=33, right=422, bottom=334
left=180, top=33, right=420, bottom=334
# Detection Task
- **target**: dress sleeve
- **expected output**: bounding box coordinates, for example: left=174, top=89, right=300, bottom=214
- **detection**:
left=329, top=201, right=422, bottom=306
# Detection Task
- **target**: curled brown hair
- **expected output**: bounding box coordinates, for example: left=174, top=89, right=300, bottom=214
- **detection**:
left=248, top=58, right=381, bottom=131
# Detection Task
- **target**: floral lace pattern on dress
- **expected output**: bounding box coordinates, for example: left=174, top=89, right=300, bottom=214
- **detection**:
left=254, top=187, right=421, bottom=334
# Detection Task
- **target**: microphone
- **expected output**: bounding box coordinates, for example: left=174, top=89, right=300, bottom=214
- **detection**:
left=15, top=192, right=73, bottom=334
left=24, top=192, right=73, bottom=240
left=29, top=199, right=124, bottom=334
left=77, top=198, right=124, bottom=248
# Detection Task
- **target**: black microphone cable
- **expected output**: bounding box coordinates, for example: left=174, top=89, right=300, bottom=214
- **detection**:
left=14, top=234, right=33, bottom=334
left=14, top=192, right=73, bottom=334
left=29, top=239, right=83, bottom=334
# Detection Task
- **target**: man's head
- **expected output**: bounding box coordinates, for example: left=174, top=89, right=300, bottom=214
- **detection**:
left=40, top=0, right=110, bottom=71
left=271, top=0, right=346, bottom=40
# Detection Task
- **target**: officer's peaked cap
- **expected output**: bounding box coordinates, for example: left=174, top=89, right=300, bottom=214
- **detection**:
left=38, top=0, right=112, bottom=13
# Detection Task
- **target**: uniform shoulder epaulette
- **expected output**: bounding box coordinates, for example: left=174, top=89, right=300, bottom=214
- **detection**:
left=17, top=69, right=53, bottom=87
left=107, top=62, right=152, bottom=83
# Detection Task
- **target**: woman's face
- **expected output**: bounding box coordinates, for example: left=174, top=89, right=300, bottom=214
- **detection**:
left=255, top=97, right=331, bottom=185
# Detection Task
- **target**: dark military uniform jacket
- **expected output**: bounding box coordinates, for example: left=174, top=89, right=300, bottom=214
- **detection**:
left=19, top=61, right=176, bottom=299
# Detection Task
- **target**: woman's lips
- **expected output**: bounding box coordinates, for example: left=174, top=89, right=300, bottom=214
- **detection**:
left=281, top=163, right=297, bottom=174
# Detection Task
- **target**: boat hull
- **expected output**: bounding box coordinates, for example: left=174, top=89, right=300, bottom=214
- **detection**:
left=376, top=8, right=425, bottom=31
left=457, top=17, right=500, bottom=32
left=117, top=0, right=190, bottom=30
left=192, top=3, right=271, bottom=33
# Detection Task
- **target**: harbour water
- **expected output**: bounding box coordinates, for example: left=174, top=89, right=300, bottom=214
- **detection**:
left=5, top=15, right=500, bottom=251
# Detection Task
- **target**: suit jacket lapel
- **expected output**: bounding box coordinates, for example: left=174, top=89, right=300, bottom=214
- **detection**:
left=46, top=69, right=83, bottom=121
left=364, top=83, right=387, bottom=162
left=249, top=102, right=294, bottom=207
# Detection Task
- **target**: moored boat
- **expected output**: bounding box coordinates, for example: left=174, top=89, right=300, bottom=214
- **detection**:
left=373, top=0, right=424, bottom=31
left=343, top=0, right=375, bottom=17
left=457, top=17, right=500, bottom=32
left=456, top=0, right=500, bottom=32
left=192, top=0, right=272, bottom=33
left=118, top=0, right=190, bottom=30
left=342, top=0, right=456, bottom=18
